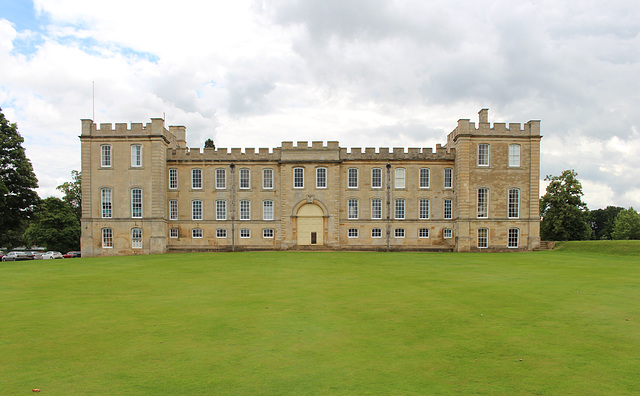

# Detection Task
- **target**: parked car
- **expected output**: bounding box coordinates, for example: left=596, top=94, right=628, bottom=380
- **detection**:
left=42, top=251, right=64, bottom=259
left=31, top=251, right=44, bottom=259
left=63, top=251, right=81, bottom=258
left=2, top=251, right=34, bottom=261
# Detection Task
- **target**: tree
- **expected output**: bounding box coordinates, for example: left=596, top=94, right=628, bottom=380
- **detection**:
left=611, top=207, right=640, bottom=240
left=24, top=197, right=80, bottom=252
left=588, top=206, right=624, bottom=240
left=204, top=138, right=215, bottom=149
left=0, top=108, right=40, bottom=249
left=57, top=170, right=81, bottom=221
left=540, top=169, right=591, bottom=241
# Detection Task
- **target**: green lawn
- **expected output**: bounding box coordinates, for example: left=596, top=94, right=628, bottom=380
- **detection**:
left=1, top=244, right=639, bottom=395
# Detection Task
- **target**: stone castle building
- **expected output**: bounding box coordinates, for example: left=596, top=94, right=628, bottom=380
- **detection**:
left=80, top=109, right=541, bottom=256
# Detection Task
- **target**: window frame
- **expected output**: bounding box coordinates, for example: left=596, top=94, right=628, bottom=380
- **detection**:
left=508, top=188, right=520, bottom=219
left=508, top=228, right=519, bottom=248
left=348, top=168, right=358, bottom=188
left=192, top=168, right=203, bottom=189
left=216, top=200, right=227, bottom=221
left=192, top=228, right=203, bottom=239
left=419, top=168, right=430, bottom=189
left=477, top=228, right=488, bottom=248
left=444, top=199, right=452, bottom=219
left=371, top=168, right=382, bottom=189
left=169, top=228, right=179, bottom=238
left=444, top=168, right=453, bottom=189
left=240, top=199, right=250, bottom=220
left=348, top=198, right=359, bottom=220
left=478, top=143, right=489, bottom=166
left=371, top=228, right=382, bottom=238
left=419, top=228, right=430, bottom=238
left=101, top=188, right=112, bottom=218
left=477, top=188, right=489, bottom=218
left=216, top=229, right=227, bottom=238
left=131, top=228, right=143, bottom=249
left=316, top=167, right=327, bottom=189
left=192, top=200, right=203, bottom=220
left=131, top=144, right=142, bottom=167
left=262, top=168, right=273, bottom=189
left=509, top=144, right=521, bottom=167
left=394, top=228, right=405, bottom=238
left=371, top=198, right=382, bottom=220
left=293, top=167, right=304, bottom=189
left=395, top=198, right=405, bottom=220
left=263, top=228, right=274, bottom=239
left=395, top=168, right=406, bottom=189
left=419, top=198, right=430, bottom=219
left=348, top=228, right=359, bottom=238
left=240, top=229, right=250, bottom=238
left=131, top=188, right=142, bottom=218
left=443, top=229, right=453, bottom=239
left=100, top=144, right=111, bottom=167
left=169, top=168, right=178, bottom=189
left=239, top=168, right=250, bottom=189
left=216, top=168, right=226, bottom=189
left=169, top=199, right=178, bottom=220
left=263, top=200, right=274, bottom=221
left=102, top=228, right=113, bottom=248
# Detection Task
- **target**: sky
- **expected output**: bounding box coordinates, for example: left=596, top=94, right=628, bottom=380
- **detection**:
left=0, top=0, right=639, bottom=210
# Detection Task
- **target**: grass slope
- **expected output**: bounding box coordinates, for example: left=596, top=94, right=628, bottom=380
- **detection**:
left=1, top=247, right=639, bottom=395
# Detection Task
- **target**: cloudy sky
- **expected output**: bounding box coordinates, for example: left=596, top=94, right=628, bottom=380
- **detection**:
left=1, top=0, right=639, bottom=209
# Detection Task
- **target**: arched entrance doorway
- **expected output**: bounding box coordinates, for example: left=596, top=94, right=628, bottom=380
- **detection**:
left=296, top=203, right=324, bottom=246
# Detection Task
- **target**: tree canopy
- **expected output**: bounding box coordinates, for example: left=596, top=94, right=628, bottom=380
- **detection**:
left=611, top=207, right=640, bottom=240
left=588, top=206, right=624, bottom=240
left=0, top=108, right=40, bottom=249
left=540, top=169, right=591, bottom=241
left=57, top=170, right=81, bottom=221
left=204, top=138, right=215, bottom=149
left=24, top=197, right=80, bottom=252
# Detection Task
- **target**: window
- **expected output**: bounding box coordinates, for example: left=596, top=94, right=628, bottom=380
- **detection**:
left=263, top=200, right=274, bottom=220
left=216, top=169, right=226, bottom=189
left=316, top=167, right=327, bottom=188
left=477, top=188, right=488, bottom=218
left=443, top=229, right=452, bottom=239
left=478, top=144, right=489, bottom=166
left=508, top=188, right=520, bottom=218
left=131, top=188, right=142, bottom=218
left=419, top=168, right=430, bottom=188
left=371, top=199, right=382, bottom=219
left=100, top=145, right=111, bottom=167
left=395, top=198, right=405, bottom=220
left=348, top=228, right=359, bottom=238
left=444, top=168, right=453, bottom=188
left=348, top=199, right=359, bottom=219
left=192, top=169, right=202, bottom=189
left=478, top=228, right=488, bottom=248
left=169, top=168, right=178, bottom=189
left=169, top=228, right=179, bottom=238
left=239, top=168, right=250, bottom=189
left=395, top=228, right=405, bottom=238
left=395, top=168, right=405, bottom=189
left=192, top=228, right=203, bottom=238
left=348, top=168, right=358, bottom=188
left=240, top=229, right=250, bottom=238
left=263, top=169, right=273, bottom=189
left=169, top=200, right=178, bottom=220
left=216, top=200, right=227, bottom=220
left=192, top=200, right=203, bottom=220
left=131, top=144, right=142, bottom=167
left=101, top=188, right=112, bottom=218
left=240, top=200, right=250, bottom=220
left=294, top=167, right=304, bottom=188
left=419, top=228, right=430, bottom=238
left=132, top=228, right=142, bottom=249
left=102, top=228, right=113, bottom=248
left=419, top=199, right=430, bottom=219
left=509, top=144, right=521, bottom=167
left=508, top=228, right=519, bottom=248
left=263, top=229, right=274, bottom=238
left=371, top=168, right=382, bottom=188
left=444, top=199, right=452, bottom=219
left=371, top=228, right=382, bottom=238
left=216, top=229, right=227, bottom=238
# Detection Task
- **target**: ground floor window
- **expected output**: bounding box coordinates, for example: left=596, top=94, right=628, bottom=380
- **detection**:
left=371, top=228, right=382, bottom=238
left=240, top=229, right=250, bottom=238
left=419, top=228, right=429, bottom=238
left=348, top=228, right=359, bottom=238
left=216, top=229, right=227, bottom=238
left=169, top=228, right=179, bottom=238
left=192, top=228, right=203, bottom=238
left=394, top=228, right=405, bottom=238
left=508, top=228, right=519, bottom=248
left=263, top=229, right=274, bottom=238
left=477, top=228, right=488, bottom=248
left=132, top=228, right=142, bottom=248
left=443, top=229, right=452, bottom=239
left=102, top=228, right=113, bottom=248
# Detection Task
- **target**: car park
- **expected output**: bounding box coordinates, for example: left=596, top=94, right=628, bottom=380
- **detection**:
left=42, top=251, right=64, bottom=259
left=2, top=251, right=34, bottom=261
left=31, top=251, right=44, bottom=260
left=63, top=251, right=81, bottom=258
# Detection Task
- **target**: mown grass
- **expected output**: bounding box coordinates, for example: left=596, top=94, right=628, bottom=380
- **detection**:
left=1, top=244, right=639, bottom=395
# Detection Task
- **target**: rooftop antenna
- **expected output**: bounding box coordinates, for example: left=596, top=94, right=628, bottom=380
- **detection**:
left=92, top=81, right=95, bottom=121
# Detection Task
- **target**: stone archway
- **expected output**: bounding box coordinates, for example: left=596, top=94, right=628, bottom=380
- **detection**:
left=296, top=203, right=324, bottom=246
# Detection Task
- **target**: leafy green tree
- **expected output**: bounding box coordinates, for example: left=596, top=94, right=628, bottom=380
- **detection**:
left=611, top=207, right=640, bottom=240
left=540, top=169, right=591, bottom=241
left=24, top=197, right=80, bottom=252
left=57, top=170, right=81, bottom=221
left=588, top=206, right=624, bottom=240
left=204, top=138, right=215, bottom=149
left=0, top=108, right=40, bottom=249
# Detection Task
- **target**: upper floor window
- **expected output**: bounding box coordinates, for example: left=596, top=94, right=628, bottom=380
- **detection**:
left=444, top=168, right=453, bottom=188
left=169, top=199, right=178, bottom=220
left=101, top=188, right=112, bottom=218
left=348, top=199, right=359, bottom=219
left=192, top=200, right=202, bottom=220
left=348, top=168, right=358, bottom=188
left=216, top=169, right=226, bottom=189
left=508, top=228, right=519, bottom=248
left=293, top=167, right=304, bottom=188
left=263, top=169, right=273, bottom=189
left=395, top=198, right=405, bottom=220
left=478, top=144, right=489, bottom=166
left=131, top=144, right=142, bottom=167
left=216, top=200, right=227, bottom=220
left=371, top=168, right=382, bottom=188
left=419, top=168, right=430, bottom=188
left=240, top=199, right=250, bottom=220
left=395, top=168, right=406, bottom=189
left=477, top=228, right=488, bottom=248
left=131, top=188, right=142, bottom=218
left=419, top=199, right=430, bottom=219
left=316, top=167, right=327, bottom=188
left=100, top=145, right=111, bottom=167
left=371, top=198, right=382, bottom=219
left=508, top=188, right=520, bottom=218
left=444, top=199, right=452, bottom=219
left=169, top=168, right=178, bottom=189
left=239, top=169, right=250, bottom=189
left=477, top=188, right=488, bottom=218
left=102, top=228, right=113, bottom=248
left=131, top=228, right=142, bottom=249
left=509, top=144, right=521, bottom=167
left=192, top=169, right=202, bottom=189
left=263, top=200, right=274, bottom=220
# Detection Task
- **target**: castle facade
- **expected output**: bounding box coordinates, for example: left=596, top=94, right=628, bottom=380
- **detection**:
left=80, top=109, right=541, bottom=256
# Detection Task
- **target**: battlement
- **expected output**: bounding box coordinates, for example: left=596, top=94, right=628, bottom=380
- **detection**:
left=340, top=144, right=453, bottom=161
left=81, top=118, right=186, bottom=148
left=447, top=109, right=541, bottom=144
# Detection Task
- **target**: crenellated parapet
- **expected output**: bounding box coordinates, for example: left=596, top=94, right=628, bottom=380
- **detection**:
left=447, top=108, right=541, bottom=144
left=340, top=144, right=454, bottom=161
left=168, top=146, right=282, bottom=162
left=81, top=118, right=185, bottom=148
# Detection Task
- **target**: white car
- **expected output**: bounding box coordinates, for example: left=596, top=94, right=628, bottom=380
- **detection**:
left=42, top=251, right=64, bottom=259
